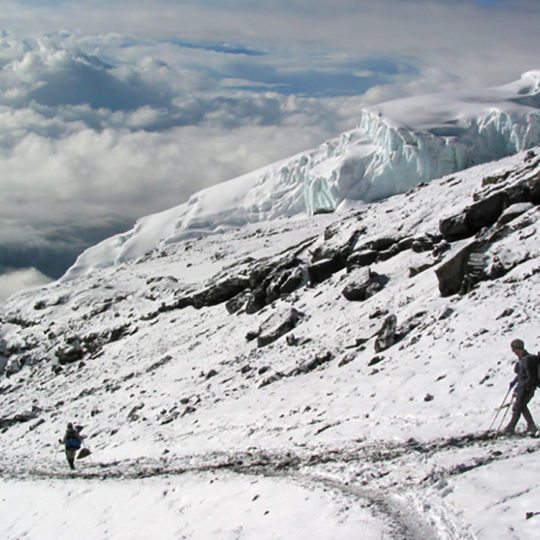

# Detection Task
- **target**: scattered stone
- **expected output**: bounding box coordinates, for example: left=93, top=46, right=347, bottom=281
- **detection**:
left=286, top=334, right=300, bottom=346
left=291, top=352, right=333, bottom=375
left=338, top=353, right=356, bottom=367
left=259, top=372, right=285, bottom=387
left=245, top=330, right=259, bottom=342
left=342, top=268, right=387, bottom=302
left=55, top=339, right=84, bottom=365
left=496, top=308, right=514, bottom=319
left=368, top=355, right=385, bottom=366
left=374, top=315, right=398, bottom=352
left=182, top=406, right=197, bottom=416
left=369, top=308, right=388, bottom=319
left=127, top=403, right=145, bottom=422
left=257, top=307, right=304, bottom=347
left=438, top=307, right=454, bottom=320
left=424, top=394, right=434, bottom=402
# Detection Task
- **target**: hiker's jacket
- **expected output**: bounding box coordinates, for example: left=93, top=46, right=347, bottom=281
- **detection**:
left=512, top=353, right=537, bottom=394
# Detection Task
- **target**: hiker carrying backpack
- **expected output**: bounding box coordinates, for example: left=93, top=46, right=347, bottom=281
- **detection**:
left=504, top=339, right=538, bottom=435
left=60, top=422, right=83, bottom=470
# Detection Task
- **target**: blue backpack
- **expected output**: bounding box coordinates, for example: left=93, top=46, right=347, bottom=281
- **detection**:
left=66, top=437, right=81, bottom=449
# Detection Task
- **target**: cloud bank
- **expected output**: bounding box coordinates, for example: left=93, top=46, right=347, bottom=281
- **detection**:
left=0, top=0, right=538, bottom=293
left=0, top=268, right=52, bottom=304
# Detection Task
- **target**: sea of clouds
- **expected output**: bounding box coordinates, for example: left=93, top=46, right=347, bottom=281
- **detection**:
left=0, top=0, right=538, bottom=299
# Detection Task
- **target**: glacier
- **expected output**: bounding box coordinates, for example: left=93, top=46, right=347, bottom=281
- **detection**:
left=64, top=71, right=540, bottom=279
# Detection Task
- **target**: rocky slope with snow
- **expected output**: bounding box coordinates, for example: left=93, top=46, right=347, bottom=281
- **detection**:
left=1, top=145, right=540, bottom=538
left=64, top=71, right=540, bottom=280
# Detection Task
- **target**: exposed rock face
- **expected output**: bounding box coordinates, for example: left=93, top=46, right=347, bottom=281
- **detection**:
left=497, top=202, right=534, bottom=225
left=265, top=266, right=308, bottom=303
left=0, top=406, right=40, bottom=430
left=191, top=276, right=250, bottom=309
left=342, top=268, right=388, bottom=301
left=346, top=249, right=378, bottom=271
left=308, top=258, right=345, bottom=285
left=225, top=290, right=251, bottom=314
left=440, top=164, right=540, bottom=242
left=257, top=307, right=304, bottom=347
left=435, top=243, right=477, bottom=297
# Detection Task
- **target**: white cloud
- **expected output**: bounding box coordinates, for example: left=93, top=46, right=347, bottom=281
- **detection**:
left=0, top=268, right=52, bottom=303
left=0, top=0, right=538, bottom=290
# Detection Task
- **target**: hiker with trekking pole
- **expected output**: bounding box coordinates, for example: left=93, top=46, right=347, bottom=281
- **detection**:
left=499, top=339, right=539, bottom=436
left=58, top=422, right=91, bottom=470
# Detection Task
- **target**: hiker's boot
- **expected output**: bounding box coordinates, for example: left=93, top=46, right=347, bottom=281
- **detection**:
left=526, top=424, right=537, bottom=434
left=504, top=411, right=520, bottom=435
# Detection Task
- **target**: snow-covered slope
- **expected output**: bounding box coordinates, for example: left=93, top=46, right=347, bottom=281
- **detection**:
left=64, top=71, right=540, bottom=279
left=1, top=148, right=540, bottom=539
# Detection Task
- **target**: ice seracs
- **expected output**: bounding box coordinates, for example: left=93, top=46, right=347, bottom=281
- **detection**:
left=64, top=71, right=540, bottom=280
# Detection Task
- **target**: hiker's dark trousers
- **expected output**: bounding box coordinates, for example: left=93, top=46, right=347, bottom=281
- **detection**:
left=65, top=447, right=77, bottom=469
left=506, top=386, right=536, bottom=433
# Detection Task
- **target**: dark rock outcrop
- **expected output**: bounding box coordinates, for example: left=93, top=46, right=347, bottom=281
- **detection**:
left=346, top=249, right=378, bottom=271
left=55, top=338, right=84, bottom=365
left=435, top=242, right=479, bottom=297
left=308, top=258, right=345, bottom=285
left=342, top=268, right=388, bottom=301
left=191, top=276, right=250, bottom=309
left=374, top=314, right=398, bottom=352
left=257, top=307, right=304, bottom=347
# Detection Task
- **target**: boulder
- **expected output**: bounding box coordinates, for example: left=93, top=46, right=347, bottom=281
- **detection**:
left=374, top=314, right=398, bottom=352
left=342, top=268, right=388, bottom=301
left=257, top=307, right=304, bottom=347
left=435, top=242, right=479, bottom=297
left=55, top=338, right=84, bottom=365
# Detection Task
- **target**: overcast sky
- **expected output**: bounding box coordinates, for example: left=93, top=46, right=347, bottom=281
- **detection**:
left=0, top=0, right=539, bottom=301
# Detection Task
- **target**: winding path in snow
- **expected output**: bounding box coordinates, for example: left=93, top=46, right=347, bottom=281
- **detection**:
left=2, top=432, right=538, bottom=539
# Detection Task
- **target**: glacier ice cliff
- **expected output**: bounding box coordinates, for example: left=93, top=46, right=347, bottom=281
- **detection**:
left=64, top=71, right=540, bottom=279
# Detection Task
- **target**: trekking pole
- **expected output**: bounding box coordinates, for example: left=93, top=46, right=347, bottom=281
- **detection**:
left=487, top=386, right=512, bottom=432
left=54, top=438, right=63, bottom=460
left=496, top=394, right=515, bottom=433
